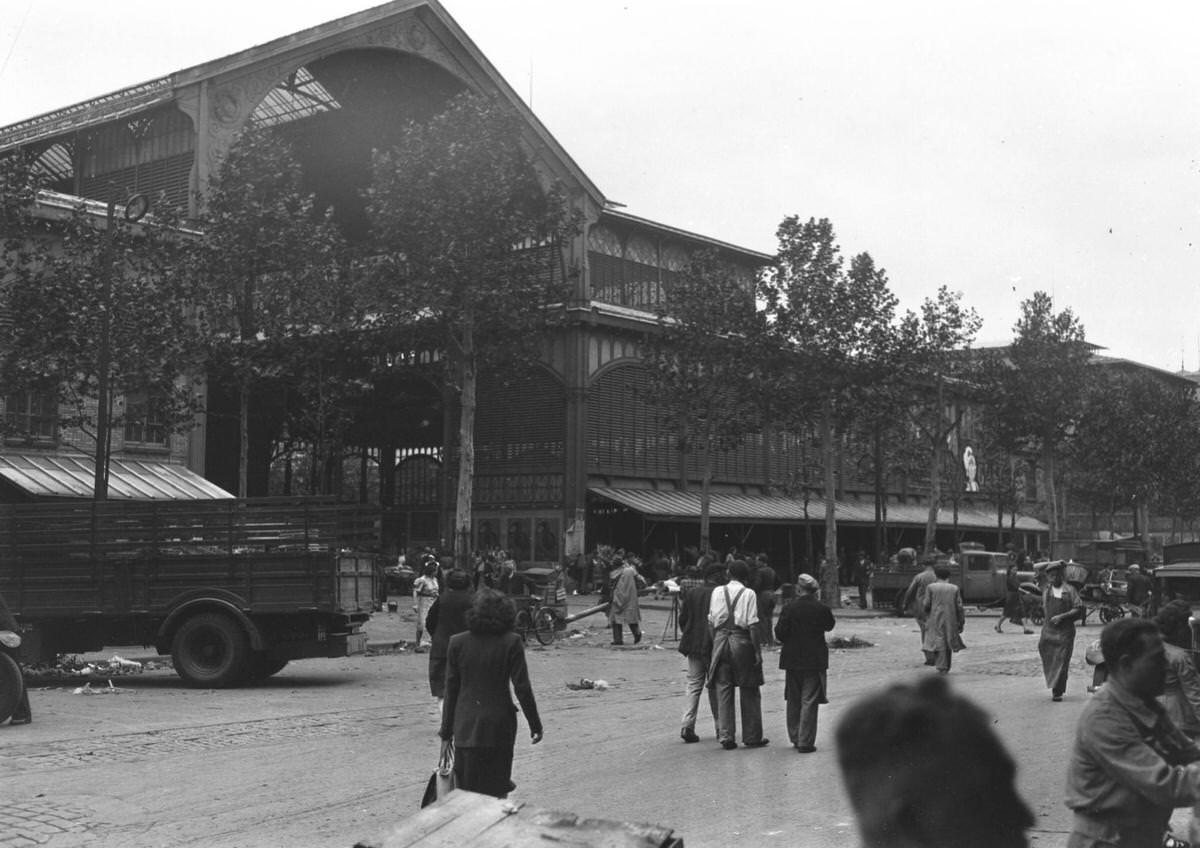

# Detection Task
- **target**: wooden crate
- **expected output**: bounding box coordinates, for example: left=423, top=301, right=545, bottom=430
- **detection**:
left=365, top=790, right=683, bottom=848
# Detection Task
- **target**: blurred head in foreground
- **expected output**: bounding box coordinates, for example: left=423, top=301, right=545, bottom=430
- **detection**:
left=835, top=675, right=1033, bottom=848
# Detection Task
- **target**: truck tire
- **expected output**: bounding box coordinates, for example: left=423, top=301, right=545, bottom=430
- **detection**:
left=171, top=612, right=250, bottom=688
left=247, top=653, right=289, bottom=681
left=0, top=652, right=23, bottom=723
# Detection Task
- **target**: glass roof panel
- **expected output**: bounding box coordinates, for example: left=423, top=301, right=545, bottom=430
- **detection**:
left=250, top=66, right=341, bottom=129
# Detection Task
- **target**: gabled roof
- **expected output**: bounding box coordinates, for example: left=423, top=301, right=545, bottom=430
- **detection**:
left=0, top=0, right=606, bottom=208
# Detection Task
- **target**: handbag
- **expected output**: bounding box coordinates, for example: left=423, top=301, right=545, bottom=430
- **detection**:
left=1085, top=639, right=1104, bottom=666
left=419, top=739, right=457, bottom=808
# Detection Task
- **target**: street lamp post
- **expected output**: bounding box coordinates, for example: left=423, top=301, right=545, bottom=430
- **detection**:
left=92, top=198, right=116, bottom=501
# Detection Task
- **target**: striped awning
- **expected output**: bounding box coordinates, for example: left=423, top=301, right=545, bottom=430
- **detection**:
left=588, top=487, right=1048, bottom=532
left=0, top=453, right=233, bottom=500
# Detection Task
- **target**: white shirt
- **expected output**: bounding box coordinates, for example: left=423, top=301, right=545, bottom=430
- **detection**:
left=707, top=579, right=759, bottom=629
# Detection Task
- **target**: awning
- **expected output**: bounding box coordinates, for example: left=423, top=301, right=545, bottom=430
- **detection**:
left=588, top=487, right=1048, bottom=532
left=0, top=453, right=233, bottom=500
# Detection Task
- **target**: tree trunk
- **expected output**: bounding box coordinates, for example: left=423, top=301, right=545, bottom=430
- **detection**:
left=821, top=399, right=840, bottom=607
left=453, top=325, right=477, bottom=571
left=1043, top=441, right=1058, bottom=547
left=925, top=433, right=942, bottom=553
left=699, top=416, right=713, bottom=554
left=238, top=377, right=249, bottom=499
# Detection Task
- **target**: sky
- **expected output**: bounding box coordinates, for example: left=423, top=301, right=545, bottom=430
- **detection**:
left=1, top=0, right=1198, bottom=372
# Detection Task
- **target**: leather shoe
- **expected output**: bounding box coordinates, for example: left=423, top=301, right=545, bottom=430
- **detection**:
left=720, top=739, right=738, bottom=750
left=681, top=730, right=700, bottom=743
left=795, top=745, right=816, bottom=753
left=743, top=739, right=770, bottom=748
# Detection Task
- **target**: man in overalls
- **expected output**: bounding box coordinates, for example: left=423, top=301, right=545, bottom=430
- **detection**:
left=707, top=559, right=767, bottom=750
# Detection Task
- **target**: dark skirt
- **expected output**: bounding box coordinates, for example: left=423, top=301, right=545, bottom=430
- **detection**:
left=1003, top=591, right=1024, bottom=620
left=454, top=746, right=515, bottom=798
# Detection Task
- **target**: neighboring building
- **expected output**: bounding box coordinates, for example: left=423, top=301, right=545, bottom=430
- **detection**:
left=0, top=0, right=1048, bottom=560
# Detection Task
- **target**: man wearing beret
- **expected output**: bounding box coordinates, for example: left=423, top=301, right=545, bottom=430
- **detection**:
left=775, top=574, right=835, bottom=752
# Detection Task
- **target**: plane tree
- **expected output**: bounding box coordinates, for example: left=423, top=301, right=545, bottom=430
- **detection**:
left=983, top=292, right=1093, bottom=545
left=363, top=92, right=578, bottom=567
left=0, top=152, right=202, bottom=497
left=643, top=248, right=766, bottom=554
left=760, top=217, right=897, bottom=602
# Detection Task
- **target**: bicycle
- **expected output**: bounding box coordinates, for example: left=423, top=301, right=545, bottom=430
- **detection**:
left=515, top=594, right=558, bottom=646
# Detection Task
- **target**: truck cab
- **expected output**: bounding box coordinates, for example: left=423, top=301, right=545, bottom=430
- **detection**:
left=958, top=551, right=1011, bottom=603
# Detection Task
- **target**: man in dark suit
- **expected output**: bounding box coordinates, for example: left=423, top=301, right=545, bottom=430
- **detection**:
left=775, top=573, right=835, bottom=753
left=677, top=560, right=724, bottom=743
left=425, top=569, right=475, bottom=716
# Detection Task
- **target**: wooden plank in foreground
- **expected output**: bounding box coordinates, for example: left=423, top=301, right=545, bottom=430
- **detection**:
left=370, top=790, right=683, bottom=848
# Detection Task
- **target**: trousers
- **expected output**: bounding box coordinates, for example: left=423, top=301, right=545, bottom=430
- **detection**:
left=681, top=653, right=719, bottom=734
left=711, top=658, right=763, bottom=745
left=785, top=670, right=823, bottom=749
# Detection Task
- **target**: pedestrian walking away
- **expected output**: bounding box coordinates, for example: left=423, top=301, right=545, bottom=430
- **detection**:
left=836, top=676, right=1035, bottom=848
left=707, top=559, right=767, bottom=749
left=899, top=549, right=937, bottom=666
left=1065, top=617, right=1200, bottom=848
left=1039, top=560, right=1085, bottom=701
left=425, top=569, right=475, bottom=716
left=774, top=573, right=834, bottom=753
left=608, top=557, right=645, bottom=645
left=922, top=563, right=965, bottom=674
left=677, top=560, right=724, bottom=743
left=439, top=589, right=543, bottom=799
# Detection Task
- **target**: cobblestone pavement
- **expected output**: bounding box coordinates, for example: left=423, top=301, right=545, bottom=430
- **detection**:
left=0, top=596, right=1127, bottom=847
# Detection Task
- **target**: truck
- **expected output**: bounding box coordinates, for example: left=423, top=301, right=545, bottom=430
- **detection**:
left=871, top=547, right=1015, bottom=612
left=0, top=497, right=381, bottom=688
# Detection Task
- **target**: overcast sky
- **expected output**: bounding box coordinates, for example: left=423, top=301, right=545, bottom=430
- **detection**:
left=2, top=1, right=1197, bottom=372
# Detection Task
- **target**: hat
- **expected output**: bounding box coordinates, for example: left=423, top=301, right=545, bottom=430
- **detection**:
left=1044, top=561, right=1064, bottom=573
left=1127, top=563, right=1141, bottom=571
left=703, top=562, right=726, bottom=582
left=796, top=574, right=820, bottom=593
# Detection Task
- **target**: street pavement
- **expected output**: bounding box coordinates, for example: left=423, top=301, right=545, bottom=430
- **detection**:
left=0, top=593, right=1180, bottom=847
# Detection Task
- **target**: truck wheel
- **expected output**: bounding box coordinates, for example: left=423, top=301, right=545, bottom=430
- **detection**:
left=247, top=653, right=289, bottom=681
left=0, top=652, right=23, bottom=723
left=172, top=612, right=250, bottom=688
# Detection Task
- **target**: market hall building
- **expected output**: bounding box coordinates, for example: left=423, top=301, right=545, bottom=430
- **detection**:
left=0, top=0, right=1047, bottom=570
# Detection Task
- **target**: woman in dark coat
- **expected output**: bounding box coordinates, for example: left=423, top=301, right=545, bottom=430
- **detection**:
left=995, top=562, right=1032, bottom=634
left=439, top=589, right=543, bottom=797
left=425, top=569, right=475, bottom=710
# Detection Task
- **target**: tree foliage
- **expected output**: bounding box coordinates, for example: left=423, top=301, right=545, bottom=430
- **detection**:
left=643, top=249, right=764, bottom=551
left=0, top=153, right=202, bottom=462
left=761, top=217, right=897, bottom=600
left=364, top=92, right=578, bottom=564
left=984, top=291, right=1093, bottom=541
left=891, top=286, right=983, bottom=550
left=185, top=124, right=357, bottom=496
left=1069, top=369, right=1200, bottom=532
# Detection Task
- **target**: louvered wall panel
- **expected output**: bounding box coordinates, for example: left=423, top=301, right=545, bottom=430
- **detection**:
left=586, top=364, right=677, bottom=478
